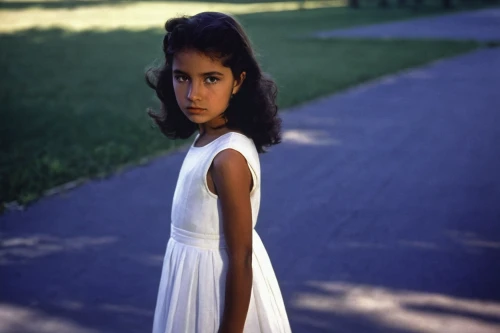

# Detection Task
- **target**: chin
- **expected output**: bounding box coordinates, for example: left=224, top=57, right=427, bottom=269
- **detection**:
left=184, top=113, right=207, bottom=124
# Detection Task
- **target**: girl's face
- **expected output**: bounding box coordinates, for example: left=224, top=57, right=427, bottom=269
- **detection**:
left=172, top=49, right=245, bottom=126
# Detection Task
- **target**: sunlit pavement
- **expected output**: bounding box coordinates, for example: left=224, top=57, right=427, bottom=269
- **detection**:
left=2, top=9, right=500, bottom=333
left=314, top=8, right=500, bottom=42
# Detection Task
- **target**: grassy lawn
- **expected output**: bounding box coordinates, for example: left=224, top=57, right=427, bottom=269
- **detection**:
left=0, top=1, right=485, bottom=206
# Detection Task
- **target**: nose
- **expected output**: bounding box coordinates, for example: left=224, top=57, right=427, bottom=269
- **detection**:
left=187, top=81, right=202, bottom=102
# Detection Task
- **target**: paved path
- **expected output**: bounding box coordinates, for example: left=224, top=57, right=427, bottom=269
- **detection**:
left=315, top=8, right=500, bottom=41
left=2, top=10, right=500, bottom=332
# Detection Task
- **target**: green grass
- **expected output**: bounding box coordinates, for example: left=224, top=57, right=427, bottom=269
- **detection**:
left=0, top=3, right=485, bottom=206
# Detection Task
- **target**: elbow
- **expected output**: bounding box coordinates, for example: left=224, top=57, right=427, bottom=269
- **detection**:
left=229, top=247, right=253, bottom=268
left=244, top=249, right=252, bottom=268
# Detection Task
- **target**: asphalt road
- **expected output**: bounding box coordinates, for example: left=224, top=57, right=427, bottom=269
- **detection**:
left=314, top=8, right=500, bottom=42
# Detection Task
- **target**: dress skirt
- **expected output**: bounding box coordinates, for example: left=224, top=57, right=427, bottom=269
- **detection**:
left=152, top=226, right=291, bottom=333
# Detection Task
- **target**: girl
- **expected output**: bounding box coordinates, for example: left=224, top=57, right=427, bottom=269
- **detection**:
left=146, top=12, right=291, bottom=333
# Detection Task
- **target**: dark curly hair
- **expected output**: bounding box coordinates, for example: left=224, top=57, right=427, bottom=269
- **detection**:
left=145, top=12, right=281, bottom=153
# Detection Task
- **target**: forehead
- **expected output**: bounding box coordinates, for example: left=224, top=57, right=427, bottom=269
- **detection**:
left=172, top=50, right=228, bottom=72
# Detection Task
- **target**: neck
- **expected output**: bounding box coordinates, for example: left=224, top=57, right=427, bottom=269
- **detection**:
left=198, top=114, right=228, bottom=137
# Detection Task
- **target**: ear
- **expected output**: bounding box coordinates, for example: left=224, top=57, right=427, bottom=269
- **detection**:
left=232, top=71, right=246, bottom=95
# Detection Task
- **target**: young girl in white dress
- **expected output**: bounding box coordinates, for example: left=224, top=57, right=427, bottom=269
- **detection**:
left=145, top=11, right=291, bottom=333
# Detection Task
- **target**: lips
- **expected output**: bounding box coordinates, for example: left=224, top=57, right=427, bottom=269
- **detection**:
left=187, top=107, right=206, bottom=114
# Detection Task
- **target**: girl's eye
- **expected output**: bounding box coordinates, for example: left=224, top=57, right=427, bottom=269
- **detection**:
left=174, top=75, right=188, bottom=82
left=205, top=76, right=219, bottom=84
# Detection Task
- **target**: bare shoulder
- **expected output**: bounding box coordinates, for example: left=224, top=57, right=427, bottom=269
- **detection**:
left=212, top=149, right=248, bottom=173
left=212, top=149, right=252, bottom=193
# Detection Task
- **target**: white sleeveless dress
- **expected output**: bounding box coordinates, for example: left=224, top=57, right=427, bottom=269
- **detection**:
left=152, top=132, right=291, bottom=333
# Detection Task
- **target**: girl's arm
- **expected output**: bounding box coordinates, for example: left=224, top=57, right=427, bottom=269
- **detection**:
left=211, top=149, right=253, bottom=333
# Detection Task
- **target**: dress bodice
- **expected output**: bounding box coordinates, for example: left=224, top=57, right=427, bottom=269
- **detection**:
left=170, top=132, right=261, bottom=235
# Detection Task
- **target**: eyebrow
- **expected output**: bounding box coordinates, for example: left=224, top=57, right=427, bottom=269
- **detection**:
left=173, top=69, right=225, bottom=76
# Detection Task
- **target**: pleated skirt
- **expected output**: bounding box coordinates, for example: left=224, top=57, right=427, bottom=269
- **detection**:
left=152, top=226, right=291, bottom=333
